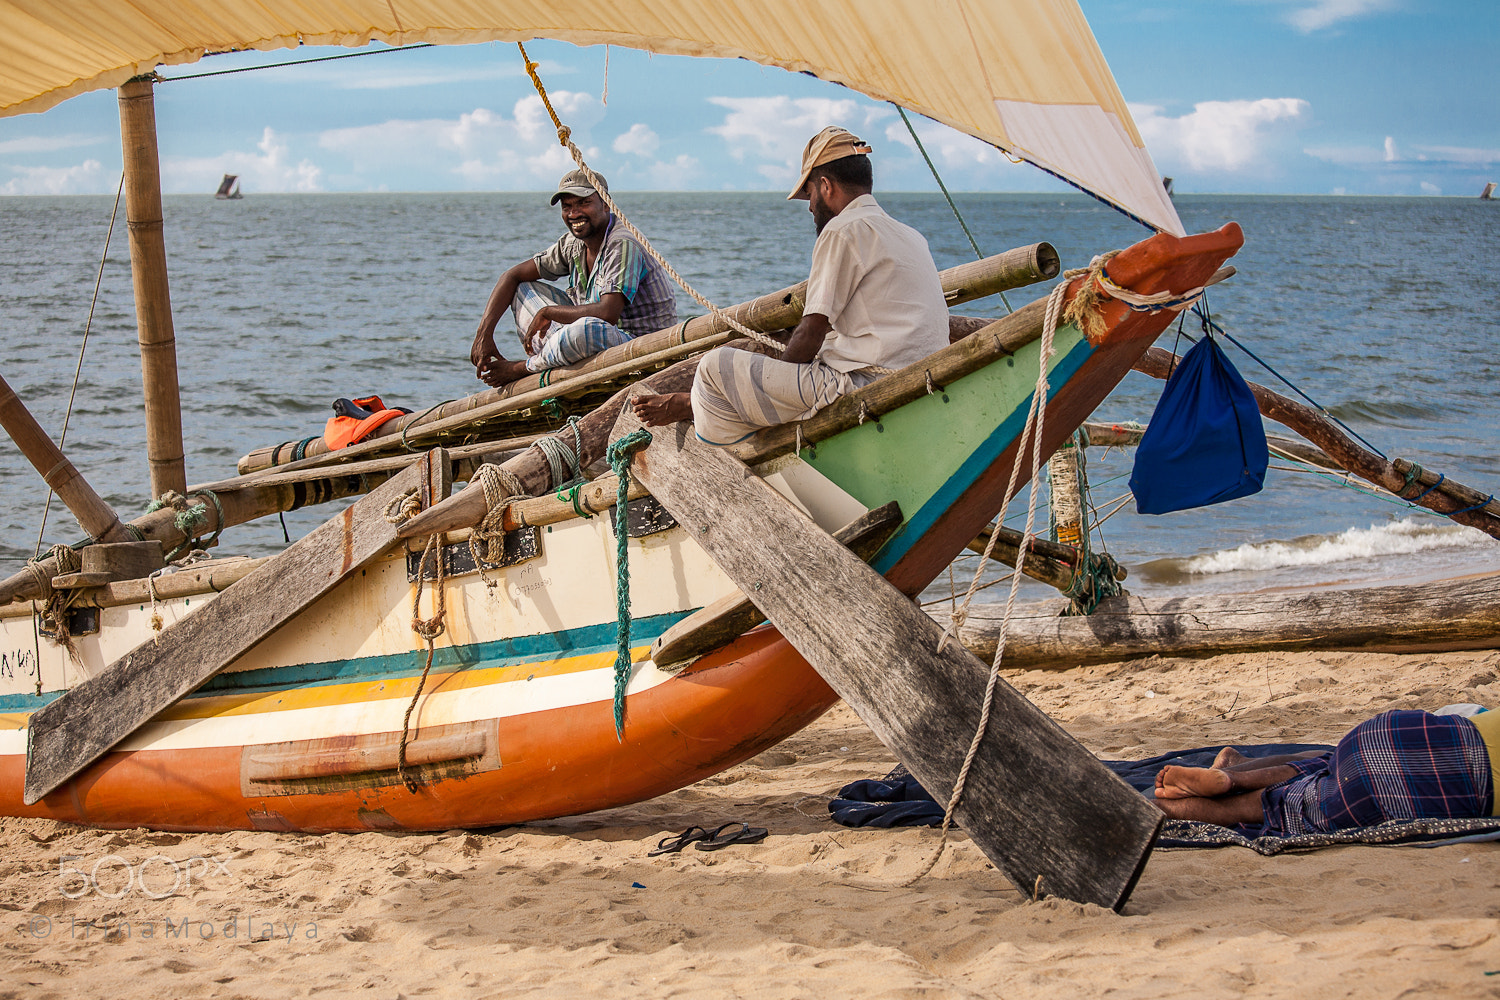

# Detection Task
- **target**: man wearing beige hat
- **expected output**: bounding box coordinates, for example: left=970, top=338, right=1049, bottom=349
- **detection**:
left=470, top=168, right=677, bottom=387
left=632, top=127, right=947, bottom=443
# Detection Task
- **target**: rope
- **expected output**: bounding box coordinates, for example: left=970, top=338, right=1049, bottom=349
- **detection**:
left=518, top=43, right=787, bottom=355
left=530, top=416, right=586, bottom=489
left=1450, top=494, right=1495, bottom=516
left=34, top=170, right=125, bottom=559
left=909, top=273, right=1068, bottom=886
left=25, top=544, right=81, bottom=603
left=1405, top=473, right=1446, bottom=504
left=468, top=464, right=531, bottom=587
left=145, top=490, right=224, bottom=561
left=605, top=429, right=653, bottom=739
left=398, top=533, right=447, bottom=794
left=895, top=105, right=1012, bottom=315
left=159, top=44, right=435, bottom=83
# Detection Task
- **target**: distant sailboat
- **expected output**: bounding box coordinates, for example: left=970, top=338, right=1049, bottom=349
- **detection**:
left=1162, top=176, right=1175, bottom=198
left=1482, top=182, right=1496, bottom=201
left=215, top=174, right=242, bottom=200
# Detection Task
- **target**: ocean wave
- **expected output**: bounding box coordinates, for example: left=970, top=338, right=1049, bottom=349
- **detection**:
left=1179, top=518, right=1495, bottom=576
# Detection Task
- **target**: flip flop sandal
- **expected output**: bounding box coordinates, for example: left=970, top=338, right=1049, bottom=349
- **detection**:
left=647, top=826, right=711, bottom=856
left=694, top=822, right=769, bottom=851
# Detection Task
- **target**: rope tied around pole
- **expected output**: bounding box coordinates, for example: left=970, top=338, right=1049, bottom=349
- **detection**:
left=530, top=416, right=586, bottom=490
left=145, top=489, right=225, bottom=561
left=605, top=428, right=653, bottom=740
left=518, top=43, right=788, bottom=356
left=468, top=464, right=532, bottom=588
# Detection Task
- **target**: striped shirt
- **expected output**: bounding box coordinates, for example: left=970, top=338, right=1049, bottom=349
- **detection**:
left=533, top=215, right=678, bottom=336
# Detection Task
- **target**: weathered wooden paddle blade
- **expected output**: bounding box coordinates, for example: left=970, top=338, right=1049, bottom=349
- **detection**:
left=651, top=500, right=903, bottom=668
left=612, top=408, right=1161, bottom=910
left=23, top=450, right=450, bottom=806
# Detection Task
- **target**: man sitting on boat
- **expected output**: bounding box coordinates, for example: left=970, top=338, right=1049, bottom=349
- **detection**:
left=470, top=169, right=677, bottom=387
left=631, top=127, right=949, bottom=443
left=1151, top=708, right=1499, bottom=833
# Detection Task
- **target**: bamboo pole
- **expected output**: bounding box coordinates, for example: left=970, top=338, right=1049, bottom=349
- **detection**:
left=119, top=75, right=186, bottom=497
left=235, top=242, right=1062, bottom=475
left=1133, top=347, right=1500, bottom=540
left=0, top=374, right=132, bottom=544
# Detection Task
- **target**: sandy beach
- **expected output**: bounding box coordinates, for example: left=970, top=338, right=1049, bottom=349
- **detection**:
left=3, top=646, right=1497, bottom=999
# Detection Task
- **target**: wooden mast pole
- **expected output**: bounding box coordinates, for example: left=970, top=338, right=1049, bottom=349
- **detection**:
left=0, top=375, right=132, bottom=544
left=119, top=75, right=187, bottom=497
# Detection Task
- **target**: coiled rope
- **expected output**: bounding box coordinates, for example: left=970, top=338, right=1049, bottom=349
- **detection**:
left=605, top=429, right=653, bottom=739
left=531, top=416, right=586, bottom=489
left=518, top=43, right=787, bottom=356
left=465, top=464, right=532, bottom=588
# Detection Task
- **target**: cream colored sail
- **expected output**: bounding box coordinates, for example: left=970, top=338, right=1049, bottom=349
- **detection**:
left=0, top=0, right=1183, bottom=234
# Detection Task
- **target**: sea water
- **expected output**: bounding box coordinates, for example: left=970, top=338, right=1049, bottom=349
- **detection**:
left=1, top=192, right=1497, bottom=601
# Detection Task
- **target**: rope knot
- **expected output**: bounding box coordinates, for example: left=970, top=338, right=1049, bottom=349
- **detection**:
left=556, top=125, right=572, bottom=145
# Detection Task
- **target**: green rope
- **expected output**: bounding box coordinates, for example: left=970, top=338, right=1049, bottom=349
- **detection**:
left=896, top=105, right=1012, bottom=315
left=605, top=429, right=653, bottom=739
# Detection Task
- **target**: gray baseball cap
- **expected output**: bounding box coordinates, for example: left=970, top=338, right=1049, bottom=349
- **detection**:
left=550, top=168, right=609, bottom=205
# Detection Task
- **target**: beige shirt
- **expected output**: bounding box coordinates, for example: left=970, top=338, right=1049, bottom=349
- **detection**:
left=802, top=194, right=949, bottom=374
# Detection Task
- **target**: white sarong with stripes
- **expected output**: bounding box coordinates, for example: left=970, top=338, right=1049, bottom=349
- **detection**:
left=690, top=346, right=877, bottom=446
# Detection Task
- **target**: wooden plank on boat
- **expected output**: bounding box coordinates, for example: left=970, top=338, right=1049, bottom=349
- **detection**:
left=611, top=404, right=1161, bottom=910
left=22, top=449, right=451, bottom=806
left=652, top=500, right=904, bottom=668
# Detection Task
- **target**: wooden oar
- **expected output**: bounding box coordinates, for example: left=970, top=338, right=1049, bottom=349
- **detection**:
left=609, top=398, right=1161, bottom=910
left=22, top=449, right=450, bottom=805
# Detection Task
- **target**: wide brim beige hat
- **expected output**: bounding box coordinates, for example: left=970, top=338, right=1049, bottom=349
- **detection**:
left=787, top=127, right=873, bottom=200
left=550, top=168, right=609, bottom=205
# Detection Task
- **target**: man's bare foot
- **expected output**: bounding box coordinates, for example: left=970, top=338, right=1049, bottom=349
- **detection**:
left=478, top=357, right=530, bottom=388
left=1214, top=746, right=1248, bottom=769
left=632, top=392, right=693, bottom=426
left=1154, top=764, right=1234, bottom=800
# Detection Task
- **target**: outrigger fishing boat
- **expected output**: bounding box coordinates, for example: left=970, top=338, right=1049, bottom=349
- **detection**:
left=0, top=1, right=1298, bottom=909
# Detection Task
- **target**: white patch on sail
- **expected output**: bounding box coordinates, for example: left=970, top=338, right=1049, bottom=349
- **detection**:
left=993, top=100, right=1183, bottom=235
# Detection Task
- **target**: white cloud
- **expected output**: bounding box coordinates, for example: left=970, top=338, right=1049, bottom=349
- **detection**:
left=1384, top=136, right=1398, bottom=162
left=1413, top=144, right=1500, bottom=166
left=642, top=154, right=699, bottom=189
left=1282, top=0, right=1398, bottom=32
left=1131, top=99, right=1309, bottom=172
left=160, top=127, right=322, bottom=194
left=613, top=124, right=659, bottom=158
left=707, top=97, right=891, bottom=186
left=0, top=159, right=107, bottom=195
left=319, top=93, right=608, bottom=188
left=882, top=118, right=1012, bottom=173
left=1306, top=140, right=1500, bottom=168
left=1420, top=181, right=1440, bottom=195
left=0, top=133, right=103, bottom=155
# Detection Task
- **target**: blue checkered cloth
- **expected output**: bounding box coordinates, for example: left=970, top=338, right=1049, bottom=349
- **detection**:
left=1258, top=710, right=1494, bottom=837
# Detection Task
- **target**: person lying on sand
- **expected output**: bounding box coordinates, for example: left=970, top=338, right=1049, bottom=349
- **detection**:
left=1153, top=708, right=1499, bottom=835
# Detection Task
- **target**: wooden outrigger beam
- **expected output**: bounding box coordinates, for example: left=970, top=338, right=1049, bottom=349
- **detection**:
left=119, top=75, right=187, bottom=497
left=943, top=572, right=1500, bottom=668
left=0, top=374, right=132, bottom=545
left=1134, top=347, right=1500, bottom=540
left=22, top=450, right=449, bottom=806
left=236, top=243, right=1062, bottom=476
left=610, top=395, right=1162, bottom=910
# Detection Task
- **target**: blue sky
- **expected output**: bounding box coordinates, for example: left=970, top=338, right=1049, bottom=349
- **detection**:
left=0, top=0, right=1494, bottom=198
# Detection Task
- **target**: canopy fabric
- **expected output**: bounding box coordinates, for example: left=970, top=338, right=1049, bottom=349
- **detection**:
left=0, top=0, right=1184, bottom=234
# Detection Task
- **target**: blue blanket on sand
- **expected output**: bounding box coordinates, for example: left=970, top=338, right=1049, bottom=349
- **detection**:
left=828, top=745, right=1500, bottom=854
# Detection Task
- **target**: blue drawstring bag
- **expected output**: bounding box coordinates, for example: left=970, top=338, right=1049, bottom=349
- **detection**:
left=1129, top=336, right=1268, bottom=514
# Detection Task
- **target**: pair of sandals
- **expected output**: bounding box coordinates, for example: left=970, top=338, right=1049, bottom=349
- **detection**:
left=647, top=822, right=768, bottom=856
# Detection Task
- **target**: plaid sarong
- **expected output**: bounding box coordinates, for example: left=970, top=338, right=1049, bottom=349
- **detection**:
left=1259, top=710, right=1494, bottom=836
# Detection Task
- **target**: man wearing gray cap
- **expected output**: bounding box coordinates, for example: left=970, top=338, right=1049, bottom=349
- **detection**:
left=470, top=169, right=677, bottom=387
left=631, top=127, right=947, bottom=443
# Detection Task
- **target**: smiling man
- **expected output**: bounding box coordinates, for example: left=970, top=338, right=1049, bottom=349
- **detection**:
left=469, top=169, right=677, bottom=387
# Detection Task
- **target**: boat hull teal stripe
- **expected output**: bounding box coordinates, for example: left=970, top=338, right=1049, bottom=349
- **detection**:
left=871, top=337, right=1094, bottom=575
left=0, top=610, right=693, bottom=715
